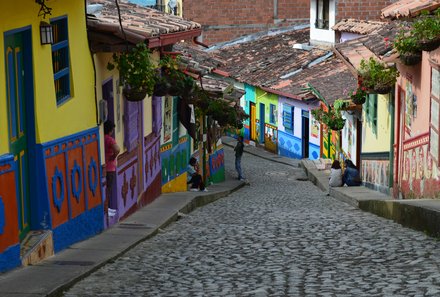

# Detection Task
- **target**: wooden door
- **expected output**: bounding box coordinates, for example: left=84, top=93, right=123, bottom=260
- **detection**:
left=250, top=103, right=256, bottom=140
left=5, top=31, right=30, bottom=241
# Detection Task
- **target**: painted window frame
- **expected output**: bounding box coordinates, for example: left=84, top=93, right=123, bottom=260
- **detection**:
left=282, top=104, right=294, bottom=132
left=429, top=61, right=440, bottom=163
left=315, top=0, right=330, bottom=29
left=366, top=93, right=377, bottom=134
left=269, top=103, right=276, bottom=124
left=51, top=16, right=71, bottom=105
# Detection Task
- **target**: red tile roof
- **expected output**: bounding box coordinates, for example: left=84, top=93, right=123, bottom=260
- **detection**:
left=87, top=0, right=201, bottom=51
left=381, top=0, right=440, bottom=19
left=332, top=19, right=386, bottom=35
left=335, top=22, right=401, bottom=71
left=212, top=28, right=357, bottom=101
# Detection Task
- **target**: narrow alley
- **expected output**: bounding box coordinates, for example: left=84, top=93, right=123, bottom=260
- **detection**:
left=63, top=147, right=440, bottom=297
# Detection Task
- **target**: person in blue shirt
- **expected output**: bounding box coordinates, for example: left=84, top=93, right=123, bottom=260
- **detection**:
left=342, top=159, right=361, bottom=186
left=187, top=157, right=207, bottom=192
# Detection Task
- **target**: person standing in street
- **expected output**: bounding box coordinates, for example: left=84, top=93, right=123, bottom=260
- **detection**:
left=234, top=135, right=245, bottom=180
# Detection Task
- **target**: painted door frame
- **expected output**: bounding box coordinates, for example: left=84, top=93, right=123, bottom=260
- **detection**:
left=259, top=103, right=265, bottom=144
left=250, top=102, right=256, bottom=141
left=301, top=110, right=310, bottom=159
left=4, top=27, right=36, bottom=241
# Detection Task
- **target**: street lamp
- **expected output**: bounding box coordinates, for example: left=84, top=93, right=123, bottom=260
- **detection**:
left=40, top=21, right=53, bottom=45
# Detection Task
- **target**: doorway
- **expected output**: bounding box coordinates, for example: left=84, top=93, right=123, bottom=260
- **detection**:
left=259, top=103, right=265, bottom=144
left=5, top=28, right=34, bottom=241
left=302, top=111, right=310, bottom=159
left=250, top=102, right=256, bottom=141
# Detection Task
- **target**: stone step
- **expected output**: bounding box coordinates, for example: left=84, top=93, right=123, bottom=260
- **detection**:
left=20, top=230, right=54, bottom=266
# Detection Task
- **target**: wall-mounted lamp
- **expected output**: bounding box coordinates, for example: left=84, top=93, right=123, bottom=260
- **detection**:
left=40, top=21, right=54, bottom=45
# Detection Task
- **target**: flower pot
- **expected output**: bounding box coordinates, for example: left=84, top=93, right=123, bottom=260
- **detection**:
left=351, top=95, right=366, bottom=105
left=123, top=86, right=148, bottom=101
left=419, top=37, right=440, bottom=52
left=399, top=52, right=422, bottom=66
left=153, top=82, right=171, bottom=97
left=373, top=85, right=392, bottom=94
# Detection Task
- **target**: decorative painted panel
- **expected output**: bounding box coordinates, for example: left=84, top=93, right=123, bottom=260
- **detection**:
left=361, top=159, right=390, bottom=194
left=278, top=130, right=302, bottom=159
left=46, top=154, right=68, bottom=229
left=264, top=123, right=278, bottom=153
left=117, top=154, right=139, bottom=218
left=208, top=148, right=225, bottom=183
left=41, top=128, right=103, bottom=251
left=0, top=155, right=19, bottom=254
left=309, top=143, right=320, bottom=160
left=68, top=147, right=85, bottom=219
left=161, top=136, right=189, bottom=192
left=85, top=140, right=101, bottom=210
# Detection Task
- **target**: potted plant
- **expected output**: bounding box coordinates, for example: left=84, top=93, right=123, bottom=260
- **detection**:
left=393, top=30, right=422, bottom=66
left=412, top=9, right=440, bottom=52
left=359, top=57, right=399, bottom=94
left=107, top=43, right=157, bottom=101
left=154, top=55, right=196, bottom=98
left=349, top=86, right=368, bottom=105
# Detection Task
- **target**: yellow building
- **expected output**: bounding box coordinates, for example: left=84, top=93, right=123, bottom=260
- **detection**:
left=0, top=0, right=103, bottom=272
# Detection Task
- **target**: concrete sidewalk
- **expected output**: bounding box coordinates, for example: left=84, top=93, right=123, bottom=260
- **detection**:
left=0, top=178, right=245, bottom=297
left=224, top=135, right=440, bottom=238
left=300, top=159, right=440, bottom=238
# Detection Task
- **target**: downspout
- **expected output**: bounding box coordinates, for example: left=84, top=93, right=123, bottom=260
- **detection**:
left=193, top=37, right=209, bottom=48
left=273, top=0, right=278, bottom=21
left=85, top=0, right=99, bottom=126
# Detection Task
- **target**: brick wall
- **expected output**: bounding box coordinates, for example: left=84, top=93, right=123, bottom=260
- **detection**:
left=183, top=0, right=310, bottom=45
left=336, top=0, right=397, bottom=21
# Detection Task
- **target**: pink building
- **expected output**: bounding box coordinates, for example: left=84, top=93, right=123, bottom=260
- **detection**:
left=381, top=0, right=440, bottom=198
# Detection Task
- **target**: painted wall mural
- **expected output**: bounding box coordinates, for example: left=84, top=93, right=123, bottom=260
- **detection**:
left=264, top=123, right=278, bottom=153
left=161, top=136, right=190, bottom=193
left=398, top=133, right=440, bottom=198
left=278, top=130, right=302, bottom=159
left=208, top=148, right=225, bottom=184
left=139, top=134, right=161, bottom=207
left=41, top=128, right=104, bottom=252
left=361, top=159, right=390, bottom=193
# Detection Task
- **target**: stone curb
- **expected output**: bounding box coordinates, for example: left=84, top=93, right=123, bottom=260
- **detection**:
left=45, top=181, right=246, bottom=297
left=300, top=159, right=440, bottom=238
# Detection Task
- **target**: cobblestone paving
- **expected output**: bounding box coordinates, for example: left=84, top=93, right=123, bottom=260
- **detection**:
left=64, top=147, right=440, bottom=297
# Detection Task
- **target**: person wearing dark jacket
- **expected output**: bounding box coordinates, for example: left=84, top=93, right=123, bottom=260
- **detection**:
left=342, top=159, right=361, bottom=186
left=234, top=136, right=245, bottom=180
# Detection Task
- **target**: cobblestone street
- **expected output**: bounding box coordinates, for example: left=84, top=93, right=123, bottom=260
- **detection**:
left=64, top=147, right=440, bottom=297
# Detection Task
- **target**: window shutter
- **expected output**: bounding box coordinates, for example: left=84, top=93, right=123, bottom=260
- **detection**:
left=124, top=99, right=139, bottom=152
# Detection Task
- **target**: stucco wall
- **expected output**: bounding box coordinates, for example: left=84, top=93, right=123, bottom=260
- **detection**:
left=362, top=94, right=392, bottom=153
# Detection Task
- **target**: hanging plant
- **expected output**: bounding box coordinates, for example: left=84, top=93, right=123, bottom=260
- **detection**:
left=334, top=99, right=351, bottom=111
left=412, top=9, right=440, bottom=52
left=107, top=43, right=157, bottom=101
left=349, top=86, right=368, bottom=104
left=311, top=108, right=345, bottom=131
left=393, top=30, right=422, bottom=66
left=359, top=57, right=399, bottom=94
left=154, top=55, right=196, bottom=98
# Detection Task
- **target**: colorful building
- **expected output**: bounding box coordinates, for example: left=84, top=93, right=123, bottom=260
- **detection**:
left=382, top=0, right=440, bottom=198
left=86, top=1, right=201, bottom=218
left=334, top=20, right=399, bottom=192
left=207, top=27, right=355, bottom=160
left=0, top=0, right=103, bottom=272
